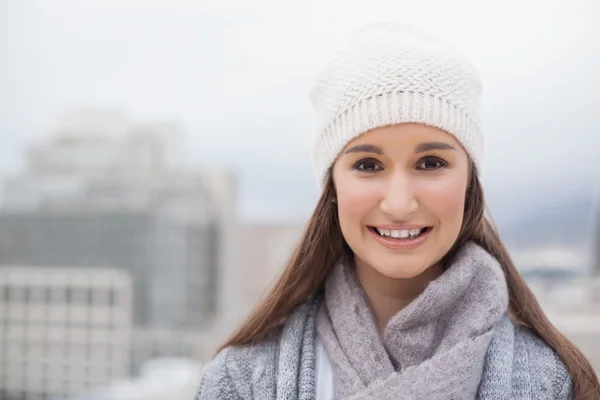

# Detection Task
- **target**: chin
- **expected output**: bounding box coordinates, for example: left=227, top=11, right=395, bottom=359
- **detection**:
left=366, top=256, right=432, bottom=280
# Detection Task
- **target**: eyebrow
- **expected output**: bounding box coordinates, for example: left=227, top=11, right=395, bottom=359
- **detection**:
left=415, top=142, right=457, bottom=153
left=344, top=144, right=383, bottom=155
left=344, top=142, right=457, bottom=155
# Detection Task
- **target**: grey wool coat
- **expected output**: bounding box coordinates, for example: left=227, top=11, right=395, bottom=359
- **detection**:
left=196, top=295, right=572, bottom=400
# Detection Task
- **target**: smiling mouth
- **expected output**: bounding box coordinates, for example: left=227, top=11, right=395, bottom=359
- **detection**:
left=368, top=226, right=432, bottom=240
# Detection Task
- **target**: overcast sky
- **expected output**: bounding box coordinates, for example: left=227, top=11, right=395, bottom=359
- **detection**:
left=1, top=0, right=599, bottom=224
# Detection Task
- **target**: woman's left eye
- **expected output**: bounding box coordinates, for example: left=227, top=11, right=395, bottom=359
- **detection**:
left=417, top=157, right=448, bottom=170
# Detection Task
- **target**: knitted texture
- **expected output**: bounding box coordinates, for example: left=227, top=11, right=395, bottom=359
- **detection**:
left=315, top=242, right=508, bottom=399
left=196, top=246, right=572, bottom=399
left=310, top=23, right=484, bottom=185
left=195, top=301, right=573, bottom=400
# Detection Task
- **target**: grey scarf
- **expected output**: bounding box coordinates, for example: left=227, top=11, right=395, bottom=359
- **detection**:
left=315, top=242, right=509, bottom=399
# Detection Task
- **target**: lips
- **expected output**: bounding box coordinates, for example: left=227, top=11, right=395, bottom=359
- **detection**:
left=371, top=226, right=430, bottom=239
left=367, top=225, right=432, bottom=250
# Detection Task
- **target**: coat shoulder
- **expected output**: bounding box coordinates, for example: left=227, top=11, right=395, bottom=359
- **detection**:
left=196, top=332, right=281, bottom=400
left=195, top=333, right=279, bottom=399
left=196, top=295, right=318, bottom=399
left=513, top=324, right=572, bottom=399
left=196, top=347, right=239, bottom=400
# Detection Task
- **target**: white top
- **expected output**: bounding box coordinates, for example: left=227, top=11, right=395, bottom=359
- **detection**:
left=315, top=337, right=335, bottom=400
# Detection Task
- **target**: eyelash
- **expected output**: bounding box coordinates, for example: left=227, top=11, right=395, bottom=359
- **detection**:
left=351, top=156, right=448, bottom=172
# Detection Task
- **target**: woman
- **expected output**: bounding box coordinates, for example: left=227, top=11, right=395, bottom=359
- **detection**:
left=197, top=23, right=599, bottom=399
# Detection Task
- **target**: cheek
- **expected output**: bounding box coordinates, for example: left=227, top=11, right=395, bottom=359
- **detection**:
left=335, top=176, right=381, bottom=230
left=417, top=175, right=467, bottom=224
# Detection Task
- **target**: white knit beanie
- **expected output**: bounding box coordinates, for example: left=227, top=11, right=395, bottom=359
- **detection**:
left=310, top=23, right=484, bottom=186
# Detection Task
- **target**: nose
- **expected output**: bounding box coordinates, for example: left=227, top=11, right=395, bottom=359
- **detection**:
left=379, top=170, right=419, bottom=218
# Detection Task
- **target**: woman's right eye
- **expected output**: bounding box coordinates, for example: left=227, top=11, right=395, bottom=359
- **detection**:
left=351, top=158, right=382, bottom=172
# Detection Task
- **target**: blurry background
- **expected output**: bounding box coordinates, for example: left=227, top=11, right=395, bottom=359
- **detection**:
left=0, top=0, right=599, bottom=399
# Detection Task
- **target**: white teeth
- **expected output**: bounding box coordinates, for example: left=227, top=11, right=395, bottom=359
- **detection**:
left=375, top=228, right=424, bottom=239
left=376, top=228, right=389, bottom=237
left=409, top=229, right=422, bottom=237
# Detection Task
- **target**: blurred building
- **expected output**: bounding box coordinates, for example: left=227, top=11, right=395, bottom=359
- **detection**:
left=594, top=196, right=600, bottom=276
left=67, top=358, right=203, bottom=400
left=529, top=277, right=600, bottom=372
left=511, top=245, right=588, bottom=276
left=0, top=210, right=217, bottom=329
left=232, top=224, right=304, bottom=322
left=0, top=110, right=238, bottom=374
left=0, top=266, right=132, bottom=400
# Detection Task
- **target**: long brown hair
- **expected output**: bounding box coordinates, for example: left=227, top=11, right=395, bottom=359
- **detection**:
left=220, top=164, right=600, bottom=398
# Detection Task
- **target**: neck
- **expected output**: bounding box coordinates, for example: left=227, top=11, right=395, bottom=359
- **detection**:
left=353, top=257, right=443, bottom=333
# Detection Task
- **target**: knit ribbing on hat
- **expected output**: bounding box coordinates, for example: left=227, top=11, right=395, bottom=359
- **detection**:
left=310, top=24, right=484, bottom=186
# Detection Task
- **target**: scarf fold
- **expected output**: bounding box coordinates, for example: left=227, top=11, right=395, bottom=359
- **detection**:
left=315, top=242, right=509, bottom=400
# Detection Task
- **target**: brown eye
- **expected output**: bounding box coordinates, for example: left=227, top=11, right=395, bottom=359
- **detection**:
left=417, top=156, right=447, bottom=170
left=352, top=158, right=382, bottom=172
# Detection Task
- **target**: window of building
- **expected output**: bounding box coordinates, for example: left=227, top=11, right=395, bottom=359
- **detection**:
left=42, top=287, right=49, bottom=303
left=85, top=365, right=94, bottom=380
left=29, top=287, right=47, bottom=304
left=108, top=289, right=116, bottom=307
left=9, top=286, right=25, bottom=303
left=68, top=344, right=87, bottom=363
left=93, top=289, right=109, bottom=306
left=86, top=289, right=94, bottom=306
left=7, top=342, right=23, bottom=359
left=46, top=344, right=65, bottom=361
left=41, top=378, right=49, bottom=393
left=27, top=344, right=43, bottom=360
left=49, top=287, right=65, bottom=304
left=72, top=288, right=87, bottom=304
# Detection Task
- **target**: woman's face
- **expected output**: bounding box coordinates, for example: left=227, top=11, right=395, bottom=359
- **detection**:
left=332, top=123, right=470, bottom=280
